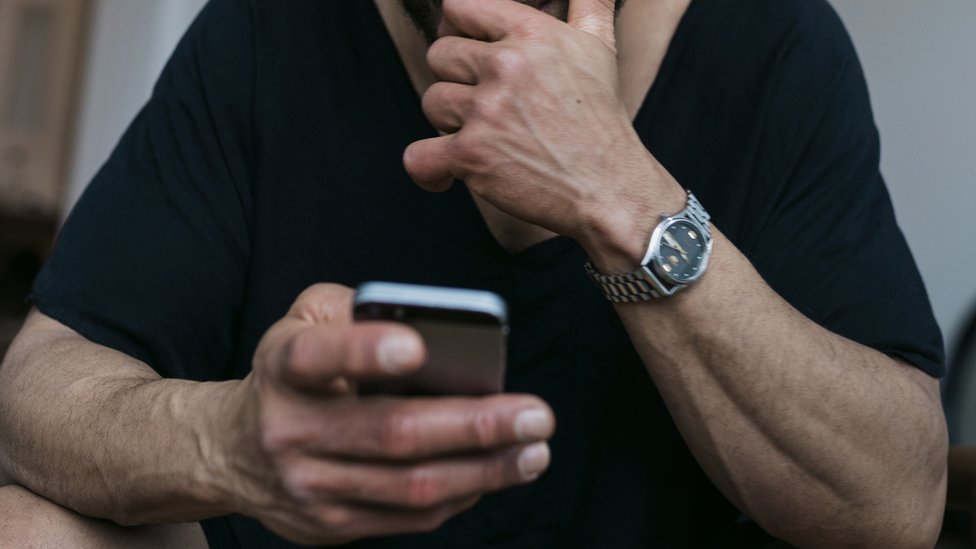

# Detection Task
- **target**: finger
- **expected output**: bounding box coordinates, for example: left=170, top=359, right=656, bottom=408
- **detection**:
left=278, top=323, right=426, bottom=392
left=426, top=36, right=484, bottom=84
left=289, top=442, right=549, bottom=510
left=315, top=496, right=480, bottom=542
left=403, top=135, right=457, bottom=192
left=288, top=283, right=355, bottom=325
left=435, top=12, right=462, bottom=41
left=568, top=0, right=616, bottom=49
left=253, top=284, right=360, bottom=388
left=298, top=394, right=556, bottom=459
left=422, top=82, right=474, bottom=133
left=440, top=0, right=542, bottom=41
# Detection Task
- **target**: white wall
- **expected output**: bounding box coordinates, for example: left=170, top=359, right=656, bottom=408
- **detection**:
left=64, top=0, right=206, bottom=212
left=67, top=0, right=976, bottom=351
left=828, top=0, right=976, bottom=354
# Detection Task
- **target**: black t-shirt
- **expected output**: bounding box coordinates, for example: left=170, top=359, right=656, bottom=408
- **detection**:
left=32, top=0, right=945, bottom=547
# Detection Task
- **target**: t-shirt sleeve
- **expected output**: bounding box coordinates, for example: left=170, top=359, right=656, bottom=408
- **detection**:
left=31, top=0, right=255, bottom=381
left=744, top=1, right=945, bottom=377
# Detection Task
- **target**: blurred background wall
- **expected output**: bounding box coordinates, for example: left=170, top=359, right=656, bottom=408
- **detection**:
left=64, top=0, right=207, bottom=211
left=829, top=0, right=976, bottom=358
left=0, top=0, right=205, bottom=353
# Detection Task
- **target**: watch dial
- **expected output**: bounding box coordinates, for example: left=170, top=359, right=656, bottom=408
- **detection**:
left=657, top=220, right=707, bottom=282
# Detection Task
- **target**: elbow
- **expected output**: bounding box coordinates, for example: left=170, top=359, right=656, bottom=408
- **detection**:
left=890, top=468, right=948, bottom=548
left=771, top=403, right=948, bottom=547
left=852, top=496, right=945, bottom=549
left=766, top=477, right=947, bottom=549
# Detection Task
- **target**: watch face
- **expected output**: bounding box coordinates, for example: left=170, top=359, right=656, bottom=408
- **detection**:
left=655, top=219, right=708, bottom=283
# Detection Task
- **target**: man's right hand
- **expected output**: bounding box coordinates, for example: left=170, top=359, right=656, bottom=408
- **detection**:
left=227, top=284, right=554, bottom=545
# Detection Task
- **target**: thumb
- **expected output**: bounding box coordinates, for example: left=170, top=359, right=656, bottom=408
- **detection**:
left=568, top=0, right=616, bottom=50
left=287, top=283, right=355, bottom=325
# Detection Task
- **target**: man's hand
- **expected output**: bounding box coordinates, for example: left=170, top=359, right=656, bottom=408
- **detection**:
left=229, top=284, right=554, bottom=545
left=404, top=0, right=675, bottom=257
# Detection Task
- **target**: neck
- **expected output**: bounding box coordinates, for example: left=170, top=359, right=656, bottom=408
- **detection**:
left=375, top=0, right=434, bottom=95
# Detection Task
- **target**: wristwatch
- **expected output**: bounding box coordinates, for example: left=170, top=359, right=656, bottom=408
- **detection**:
left=585, top=191, right=713, bottom=302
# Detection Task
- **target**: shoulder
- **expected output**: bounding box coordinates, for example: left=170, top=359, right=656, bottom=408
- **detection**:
left=672, top=0, right=875, bottom=165
left=704, top=0, right=854, bottom=54
left=693, top=0, right=874, bottom=142
left=685, top=0, right=861, bottom=86
left=247, top=0, right=364, bottom=39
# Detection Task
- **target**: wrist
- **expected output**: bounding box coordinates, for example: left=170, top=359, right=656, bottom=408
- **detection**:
left=104, top=378, right=251, bottom=525
left=578, top=158, right=687, bottom=274
left=183, top=378, right=255, bottom=516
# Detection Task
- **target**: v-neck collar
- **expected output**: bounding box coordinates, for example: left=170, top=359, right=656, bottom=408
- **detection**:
left=357, top=0, right=703, bottom=263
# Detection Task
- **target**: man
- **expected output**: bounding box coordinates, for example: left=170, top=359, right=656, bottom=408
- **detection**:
left=0, top=0, right=948, bottom=546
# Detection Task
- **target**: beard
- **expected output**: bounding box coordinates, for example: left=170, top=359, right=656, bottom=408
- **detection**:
left=399, top=0, right=626, bottom=44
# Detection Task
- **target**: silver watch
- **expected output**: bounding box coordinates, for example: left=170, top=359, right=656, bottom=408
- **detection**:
left=585, top=191, right=713, bottom=302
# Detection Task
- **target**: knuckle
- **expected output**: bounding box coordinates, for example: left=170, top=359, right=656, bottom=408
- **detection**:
left=380, top=411, right=419, bottom=457
left=421, top=84, right=447, bottom=117
left=486, top=47, right=529, bottom=78
left=472, top=91, right=505, bottom=120
left=488, top=453, right=510, bottom=489
left=284, top=334, right=313, bottom=379
left=426, top=38, right=449, bottom=67
left=259, top=412, right=297, bottom=457
left=343, top=331, right=377, bottom=375
left=292, top=284, right=354, bottom=324
left=260, top=427, right=287, bottom=457
left=316, top=504, right=353, bottom=531
left=452, top=131, right=485, bottom=169
left=252, top=340, right=274, bottom=373
left=299, top=468, right=346, bottom=499
left=424, top=82, right=448, bottom=103
left=468, top=410, right=499, bottom=448
left=303, top=282, right=341, bottom=297
left=509, top=17, right=543, bottom=38
left=253, top=334, right=290, bottom=376
left=280, top=468, right=308, bottom=499
left=403, top=467, right=442, bottom=508
left=294, top=283, right=347, bottom=312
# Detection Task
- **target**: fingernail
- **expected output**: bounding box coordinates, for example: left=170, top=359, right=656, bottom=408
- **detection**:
left=377, top=335, right=422, bottom=373
left=517, top=442, right=550, bottom=480
left=514, top=409, right=553, bottom=442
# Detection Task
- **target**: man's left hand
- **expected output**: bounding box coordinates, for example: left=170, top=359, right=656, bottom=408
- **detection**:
left=404, top=0, right=666, bottom=253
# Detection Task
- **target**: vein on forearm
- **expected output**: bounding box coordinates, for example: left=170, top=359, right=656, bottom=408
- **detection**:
left=615, top=232, right=945, bottom=536
left=0, top=323, right=235, bottom=525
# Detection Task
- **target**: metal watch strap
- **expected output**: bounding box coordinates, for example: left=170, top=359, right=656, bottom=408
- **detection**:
left=585, top=191, right=711, bottom=303
left=682, top=191, right=712, bottom=241
left=584, top=262, right=665, bottom=302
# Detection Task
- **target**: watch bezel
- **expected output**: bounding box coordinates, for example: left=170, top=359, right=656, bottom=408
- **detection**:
left=642, top=215, right=713, bottom=288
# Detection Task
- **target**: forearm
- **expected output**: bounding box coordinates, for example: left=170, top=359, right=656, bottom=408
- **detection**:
left=0, top=311, right=243, bottom=525
left=586, top=205, right=947, bottom=546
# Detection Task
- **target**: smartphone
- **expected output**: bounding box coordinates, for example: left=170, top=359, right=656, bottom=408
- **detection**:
left=353, top=281, right=509, bottom=396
